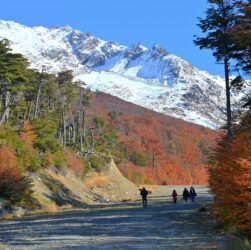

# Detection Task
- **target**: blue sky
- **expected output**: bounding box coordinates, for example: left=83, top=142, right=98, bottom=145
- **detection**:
left=0, top=0, right=225, bottom=76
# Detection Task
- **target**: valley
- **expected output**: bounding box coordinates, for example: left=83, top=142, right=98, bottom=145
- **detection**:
left=0, top=8, right=250, bottom=247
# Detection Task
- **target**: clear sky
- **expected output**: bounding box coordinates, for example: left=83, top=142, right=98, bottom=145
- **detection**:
left=0, top=0, right=225, bottom=76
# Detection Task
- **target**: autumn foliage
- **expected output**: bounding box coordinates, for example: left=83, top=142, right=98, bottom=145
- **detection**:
left=21, top=121, right=35, bottom=146
left=209, top=111, right=251, bottom=238
left=90, top=92, right=218, bottom=185
left=0, top=145, right=22, bottom=183
left=65, top=149, right=86, bottom=175
left=0, top=145, right=33, bottom=205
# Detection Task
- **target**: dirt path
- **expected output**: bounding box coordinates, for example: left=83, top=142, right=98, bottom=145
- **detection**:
left=0, top=186, right=226, bottom=250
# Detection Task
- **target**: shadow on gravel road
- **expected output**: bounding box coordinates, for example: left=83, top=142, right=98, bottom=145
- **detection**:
left=0, top=192, right=225, bottom=250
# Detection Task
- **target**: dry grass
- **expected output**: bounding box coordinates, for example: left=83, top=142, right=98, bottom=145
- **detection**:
left=85, top=172, right=109, bottom=188
left=1, top=213, right=14, bottom=220
left=59, top=204, right=73, bottom=209
left=33, top=204, right=59, bottom=214
left=35, top=204, right=72, bottom=214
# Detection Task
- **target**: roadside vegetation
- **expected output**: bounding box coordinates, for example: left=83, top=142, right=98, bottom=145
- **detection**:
left=195, top=0, right=250, bottom=241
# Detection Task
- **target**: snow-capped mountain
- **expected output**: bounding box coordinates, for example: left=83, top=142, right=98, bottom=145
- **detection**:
left=0, top=20, right=241, bottom=128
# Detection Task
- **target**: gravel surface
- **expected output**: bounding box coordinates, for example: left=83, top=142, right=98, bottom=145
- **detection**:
left=0, top=186, right=226, bottom=250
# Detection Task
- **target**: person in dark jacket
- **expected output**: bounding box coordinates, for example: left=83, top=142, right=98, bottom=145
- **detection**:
left=190, top=186, right=197, bottom=202
left=172, top=190, right=178, bottom=204
left=140, top=187, right=149, bottom=207
left=182, top=188, right=190, bottom=202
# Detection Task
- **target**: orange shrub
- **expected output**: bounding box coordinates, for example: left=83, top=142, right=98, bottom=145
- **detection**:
left=0, top=145, right=22, bottom=181
left=65, top=150, right=85, bottom=174
left=21, top=121, right=35, bottom=146
left=0, top=145, right=23, bottom=201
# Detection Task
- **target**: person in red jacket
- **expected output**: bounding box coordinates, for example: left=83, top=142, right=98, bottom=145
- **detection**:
left=172, top=189, right=178, bottom=204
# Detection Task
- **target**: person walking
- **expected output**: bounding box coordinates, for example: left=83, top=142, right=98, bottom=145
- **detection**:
left=172, top=190, right=178, bottom=204
left=190, top=186, right=197, bottom=202
left=182, top=188, right=190, bottom=202
left=140, top=187, right=149, bottom=208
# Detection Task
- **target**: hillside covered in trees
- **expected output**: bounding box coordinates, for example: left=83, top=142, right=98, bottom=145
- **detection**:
left=89, top=93, right=218, bottom=185
left=0, top=38, right=219, bottom=207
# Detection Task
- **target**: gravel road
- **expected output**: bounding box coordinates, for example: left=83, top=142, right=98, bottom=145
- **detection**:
left=0, top=186, right=226, bottom=250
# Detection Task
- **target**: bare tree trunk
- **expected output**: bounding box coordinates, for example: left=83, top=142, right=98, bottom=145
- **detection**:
left=76, top=90, right=83, bottom=145
left=83, top=128, right=95, bottom=159
left=90, top=128, right=95, bottom=152
left=67, top=112, right=75, bottom=143
left=62, top=112, right=66, bottom=148
left=34, top=71, right=43, bottom=118
left=224, top=56, right=232, bottom=142
left=0, top=91, right=11, bottom=125
left=58, top=114, right=64, bottom=145
left=72, top=122, right=76, bottom=143
left=68, top=124, right=71, bottom=143
left=80, top=133, right=84, bottom=154
left=82, top=109, right=87, bottom=136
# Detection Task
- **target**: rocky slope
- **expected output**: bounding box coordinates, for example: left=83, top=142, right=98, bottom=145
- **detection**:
left=84, top=159, right=138, bottom=202
left=0, top=20, right=244, bottom=128
left=33, top=159, right=138, bottom=206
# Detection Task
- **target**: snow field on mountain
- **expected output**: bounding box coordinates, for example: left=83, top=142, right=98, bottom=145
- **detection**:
left=1, top=20, right=246, bottom=129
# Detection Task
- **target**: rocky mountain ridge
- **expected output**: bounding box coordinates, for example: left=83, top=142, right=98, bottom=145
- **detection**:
left=0, top=20, right=243, bottom=128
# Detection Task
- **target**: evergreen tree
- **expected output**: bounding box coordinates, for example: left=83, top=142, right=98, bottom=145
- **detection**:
left=0, top=39, right=27, bottom=125
left=231, top=0, right=251, bottom=75
left=194, top=0, right=237, bottom=141
left=231, top=1, right=251, bottom=110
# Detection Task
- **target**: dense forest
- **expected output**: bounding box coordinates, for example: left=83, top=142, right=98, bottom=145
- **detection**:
left=89, top=93, right=218, bottom=185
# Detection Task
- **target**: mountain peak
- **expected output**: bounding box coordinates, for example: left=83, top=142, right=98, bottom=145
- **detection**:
left=124, top=42, right=147, bottom=58
left=152, top=44, right=168, bottom=56
left=130, top=42, right=147, bottom=51
left=0, top=20, right=241, bottom=129
left=51, top=25, right=72, bottom=31
left=0, top=20, right=30, bottom=31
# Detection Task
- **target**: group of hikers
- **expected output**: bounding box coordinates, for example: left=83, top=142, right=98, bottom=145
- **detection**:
left=140, top=186, right=197, bottom=207
left=172, top=186, right=197, bottom=204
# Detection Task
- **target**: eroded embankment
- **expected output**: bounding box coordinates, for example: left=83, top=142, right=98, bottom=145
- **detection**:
left=0, top=159, right=138, bottom=217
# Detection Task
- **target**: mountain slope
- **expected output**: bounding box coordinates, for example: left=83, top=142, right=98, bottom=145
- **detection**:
left=89, top=92, right=219, bottom=185
left=0, top=20, right=242, bottom=128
